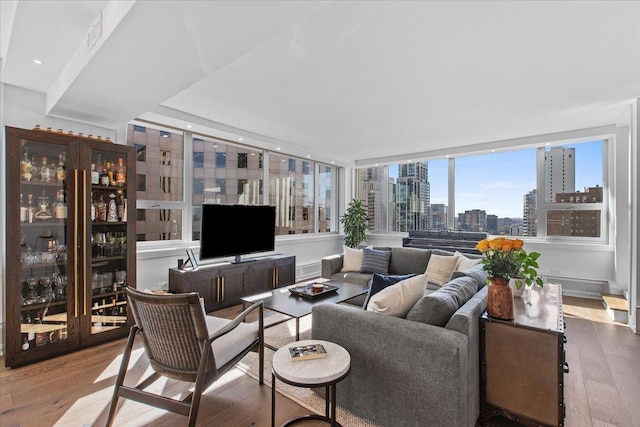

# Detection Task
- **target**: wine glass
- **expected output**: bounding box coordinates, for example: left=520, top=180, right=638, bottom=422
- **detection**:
left=95, top=233, right=106, bottom=257
left=55, top=273, right=67, bottom=299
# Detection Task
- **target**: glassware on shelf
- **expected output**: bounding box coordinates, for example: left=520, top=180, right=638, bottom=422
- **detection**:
left=94, top=233, right=107, bottom=257
left=35, top=191, right=53, bottom=221
left=54, top=273, right=67, bottom=298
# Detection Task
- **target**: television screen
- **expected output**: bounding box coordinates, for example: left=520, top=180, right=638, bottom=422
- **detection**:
left=200, top=204, right=276, bottom=261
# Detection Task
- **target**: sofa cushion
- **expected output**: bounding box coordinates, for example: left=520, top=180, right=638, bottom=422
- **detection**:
left=362, top=273, right=417, bottom=310
left=330, top=272, right=373, bottom=288
left=454, top=251, right=482, bottom=270
left=451, top=263, right=488, bottom=290
left=425, top=253, right=460, bottom=286
left=389, top=247, right=432, bottom=275
left=360, top=248, right=392, bottom=274
left=342, top=245, right=367, bottom=272
left=367, top=274, right=428, bottom=317
left=406, top=276, right=478, bottom=326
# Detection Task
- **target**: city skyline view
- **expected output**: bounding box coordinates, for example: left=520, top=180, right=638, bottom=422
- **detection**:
left=389, top=140, right=603, bottom=219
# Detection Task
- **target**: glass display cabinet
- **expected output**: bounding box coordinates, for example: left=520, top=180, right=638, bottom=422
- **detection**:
left=4, top=126, right=136, bottom=367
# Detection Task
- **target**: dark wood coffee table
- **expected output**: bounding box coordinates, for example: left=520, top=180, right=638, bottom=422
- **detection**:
left=241, top=280, right=368, bottom=350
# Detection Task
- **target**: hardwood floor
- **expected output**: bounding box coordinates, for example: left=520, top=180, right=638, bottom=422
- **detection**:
left=0, top=297, right=638, bottom=427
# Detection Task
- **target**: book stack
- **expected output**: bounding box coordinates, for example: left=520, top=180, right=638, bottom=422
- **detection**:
left=289, top=344, right=327, bottom=362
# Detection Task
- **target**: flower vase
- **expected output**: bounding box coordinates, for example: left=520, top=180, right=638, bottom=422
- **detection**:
left=487, top=277, right=514, bottom=320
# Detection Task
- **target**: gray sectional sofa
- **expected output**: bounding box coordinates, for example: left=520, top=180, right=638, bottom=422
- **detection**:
left=312, top=247, right=488, bottom=426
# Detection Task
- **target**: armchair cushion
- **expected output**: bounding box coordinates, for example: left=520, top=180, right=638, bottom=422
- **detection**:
left=204, top=316, right=259, bottom=368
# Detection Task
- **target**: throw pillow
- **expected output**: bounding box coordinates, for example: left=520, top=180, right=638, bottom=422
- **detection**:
left=454, top=251, right=482, bottom=270
left=341, top=245, right=366, bottom=272
left=406, top=276, right=478, bottom=326
left=425, top=254, right=460, bottom=286
left=451, top=263, right=489, bottom=289
left=360, top=248, right=392, bottom=275
left=362, top=273, right=417, bottom=310
left=367, top=274, right=428, bottom=317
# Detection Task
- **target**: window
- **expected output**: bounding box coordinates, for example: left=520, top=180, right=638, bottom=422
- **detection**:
left=355, top=138, right=607, bottom=241
left=269, top=153, right=315, bottom=235
left=129, top=121, right=338, bottom=246
left=129, top=123, right=184, bottom=242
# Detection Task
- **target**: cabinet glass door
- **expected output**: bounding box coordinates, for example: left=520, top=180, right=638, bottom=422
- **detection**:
left=16, top=138, right=77, bottom=354
left=85, top=147, right=130, bottom=336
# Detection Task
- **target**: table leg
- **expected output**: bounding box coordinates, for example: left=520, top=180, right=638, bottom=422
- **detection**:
left=325, top=385, right=330, bottom=418
left=295, top=317, right=300, bottom=341
left=272, top=372, right=276, bottom=427
left=331, top=383, right=337, bottom=427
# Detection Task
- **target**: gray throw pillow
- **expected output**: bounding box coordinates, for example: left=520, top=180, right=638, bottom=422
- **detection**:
left=451, top=263, right=488, bottom=289
left=406, top=291, right=459, bottom=327
left=360, top=248, right=391, bottom=274
left=388, top=247, right=431, bottom=275
left=406, top=276, right=478, bottom=326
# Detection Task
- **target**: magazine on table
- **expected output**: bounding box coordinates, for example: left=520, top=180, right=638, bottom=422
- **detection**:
left=288, top=344, right=327, bottom=361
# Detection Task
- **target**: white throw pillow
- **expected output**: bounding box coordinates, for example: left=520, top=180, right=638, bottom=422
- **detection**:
left=367, top=274, right=428, bottom=317
left=341, top=246, right=365, bottom=272
left=425, top=254, right=460, bottom=286
left=454, top=251, right=482, bottom=270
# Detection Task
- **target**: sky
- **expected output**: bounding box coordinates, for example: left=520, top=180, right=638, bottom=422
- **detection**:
left=389, top=140, right=603, bottom=218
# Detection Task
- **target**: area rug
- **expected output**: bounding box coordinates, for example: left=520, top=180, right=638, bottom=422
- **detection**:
left=237, top=314, right=379, bottom=427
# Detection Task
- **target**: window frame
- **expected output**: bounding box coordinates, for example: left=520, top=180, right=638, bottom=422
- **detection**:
left=131, top=120, right=339, bottom=248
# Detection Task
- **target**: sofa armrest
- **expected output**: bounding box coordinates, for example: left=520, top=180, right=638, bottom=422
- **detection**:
left=312, top=304, right=471, bottom=426
left=321, top=254, right=344, bottom=279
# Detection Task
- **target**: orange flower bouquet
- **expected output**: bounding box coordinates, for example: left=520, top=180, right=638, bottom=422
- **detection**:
left=475, top=238, right=543, bottom=288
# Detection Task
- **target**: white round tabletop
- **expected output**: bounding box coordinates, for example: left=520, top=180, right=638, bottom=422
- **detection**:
left=272, top=339, right=351, bottom=386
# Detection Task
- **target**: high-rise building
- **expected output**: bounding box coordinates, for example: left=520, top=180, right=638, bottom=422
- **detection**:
left=523, top=189, right=537, bottom=237
left=457, top=209, right=487, bottom=232
left=430, top=203, right=447, bottom=230
left=486, top=214, right=498, bottom=234
left=395, top=162, right=430, bottom=231
left=544, top=146, right=576, bottom=203
left=357, top=167, right=387, bottom=231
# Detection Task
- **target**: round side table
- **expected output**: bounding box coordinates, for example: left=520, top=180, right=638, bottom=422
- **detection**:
left=271, top=339, right=351, bottom=427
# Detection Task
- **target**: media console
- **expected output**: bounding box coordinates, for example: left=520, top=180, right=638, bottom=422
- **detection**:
left=169, top=254, right=295, bottom=312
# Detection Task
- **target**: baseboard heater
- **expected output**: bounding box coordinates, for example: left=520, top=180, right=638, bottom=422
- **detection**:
left=542, top=275, right=608, bottom=299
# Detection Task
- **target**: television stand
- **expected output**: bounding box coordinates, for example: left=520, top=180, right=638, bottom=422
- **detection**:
left=168, top=254, right=296, bottom=312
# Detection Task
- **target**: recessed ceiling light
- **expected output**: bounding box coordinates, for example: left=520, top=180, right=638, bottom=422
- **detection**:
left=250, top=153, right=255, bottom=156
left=491, top=149, right=496, bottom=153
left=306, top=155, right=311, bottom=158
left=186, top=125, right=192, bottom=129
left=545, top=143, right=551, bottom=146
left=33, top=59, right=43, bottom=65
left=331, top=161, right=335, bottom=164
left=238, top=138, right=243, bottom=141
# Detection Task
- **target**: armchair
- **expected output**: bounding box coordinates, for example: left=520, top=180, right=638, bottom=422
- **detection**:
left=106, top=288, right=264, bottom=427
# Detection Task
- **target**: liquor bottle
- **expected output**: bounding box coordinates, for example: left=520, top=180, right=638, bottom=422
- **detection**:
left=107, top=162, right=115, bottom=186
left=40, top=156, right=51, bottom=183
left=90, top=192, right=96, bottom=221
left=100, top=164, right=110, bottom=186
left=56, top=154, right=66, bottom=183
left=26, top=194, right=35, bottom=224
left=115, top=158, right=126, bottom=185
left=20, top=194, right=27, bottom=222
left=97, top=194, right=107, bottom=222
left=107, top=193, right=118, bottom=222
left=90, top=163, right=99, bottom=184
left=54, top=190, right=67, bottom=219
left=21, top=150, right=33, bottom=181
left=30, top=155, right=40, bottom=181
left=35, top=190, right=53, bottom=221
left=117, top=191, right=125, bottom=221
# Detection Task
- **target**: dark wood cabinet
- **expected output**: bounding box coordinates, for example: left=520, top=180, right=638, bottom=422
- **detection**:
left=4, top=127, right=136, bottom=367
left=480, top=283, right=566, bottom=426
left=169, top=254, right=295, bottom=312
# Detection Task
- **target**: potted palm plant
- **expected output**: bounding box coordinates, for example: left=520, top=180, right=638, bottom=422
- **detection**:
left=340, top=199, right=369, bottom=248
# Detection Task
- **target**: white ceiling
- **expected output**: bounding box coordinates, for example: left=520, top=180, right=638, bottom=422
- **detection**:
left=2, top=0, right=639, bottom=166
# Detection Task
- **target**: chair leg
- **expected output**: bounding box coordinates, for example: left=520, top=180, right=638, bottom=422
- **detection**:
left=187, top=346, right=211, bottom=427
left=106, top=326, right=139, bottom=427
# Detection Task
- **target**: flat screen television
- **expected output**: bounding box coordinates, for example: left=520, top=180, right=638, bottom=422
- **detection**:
left=200, top=204, right=276, bottom=263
